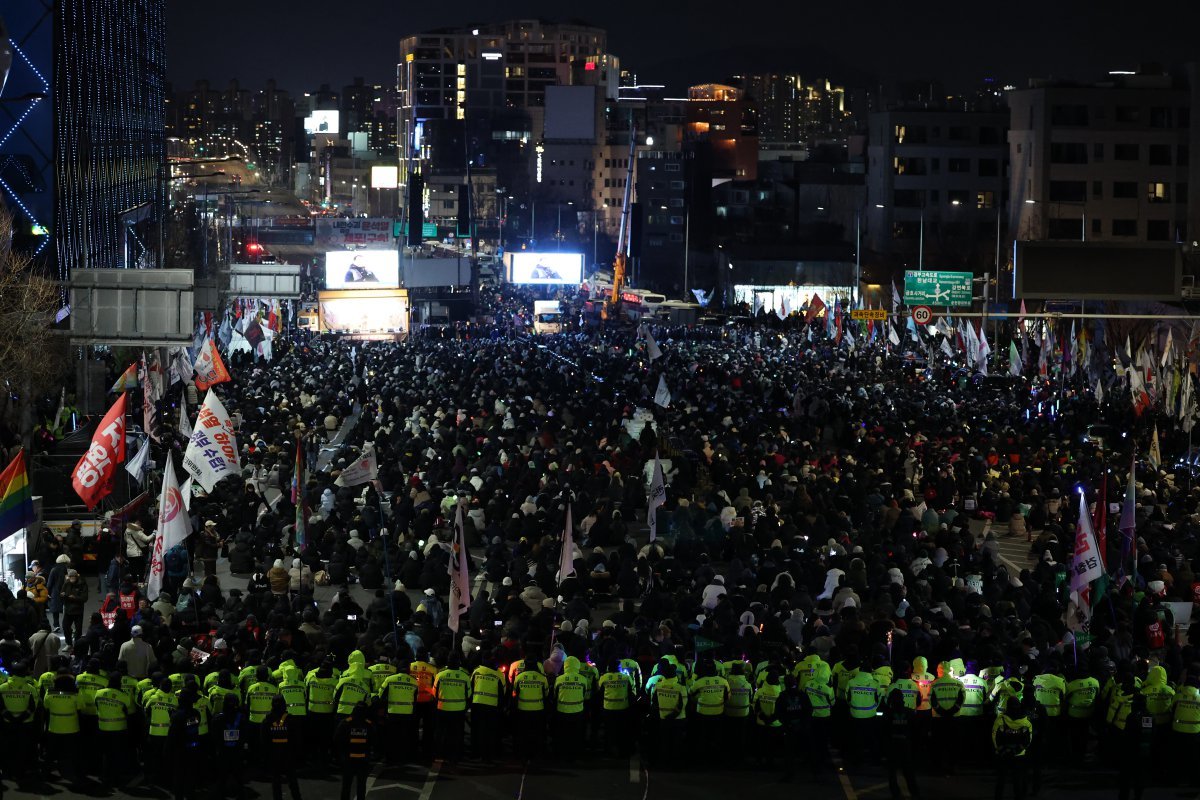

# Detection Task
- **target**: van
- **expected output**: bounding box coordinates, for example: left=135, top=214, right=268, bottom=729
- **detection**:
left=533, top=300, right=563, bottom=334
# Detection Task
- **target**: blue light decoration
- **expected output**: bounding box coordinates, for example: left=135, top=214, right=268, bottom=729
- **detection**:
left=2, top=1, right=165, bottom=274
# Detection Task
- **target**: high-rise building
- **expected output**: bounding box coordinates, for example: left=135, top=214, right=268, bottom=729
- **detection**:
left=1008, top=67, right=1199, bottom=245
left=397, top=20, right=607, bottom=197
left=168, top=79, right=297, bottom=187
left=2, top=0, right=166, bottom=275
left=739, top=74, right=850, bottom=153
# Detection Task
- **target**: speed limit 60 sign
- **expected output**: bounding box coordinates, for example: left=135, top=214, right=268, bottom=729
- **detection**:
left=912, top=306, right=933, bottom=325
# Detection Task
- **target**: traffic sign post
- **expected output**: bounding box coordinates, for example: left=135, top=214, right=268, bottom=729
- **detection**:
left=912, top=306, right=933, bottom=325
left=904, top=270, right=973, bottom=307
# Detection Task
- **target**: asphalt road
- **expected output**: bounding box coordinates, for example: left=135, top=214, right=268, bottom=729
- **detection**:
left=1, top=752, right=1192, bottom=800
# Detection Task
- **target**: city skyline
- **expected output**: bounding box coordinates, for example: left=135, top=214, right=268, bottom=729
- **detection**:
left=167, top=0, right=1200, bottom=94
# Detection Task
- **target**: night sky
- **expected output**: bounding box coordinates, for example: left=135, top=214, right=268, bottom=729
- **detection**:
left=167, top=0, right=1200, bottom=95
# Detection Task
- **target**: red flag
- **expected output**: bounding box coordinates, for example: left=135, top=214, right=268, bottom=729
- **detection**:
left=835, top=302, right=843, bottom=344
left=71, top=393, right=128, bottom=509
left=804, top=293, right=826, bottom=324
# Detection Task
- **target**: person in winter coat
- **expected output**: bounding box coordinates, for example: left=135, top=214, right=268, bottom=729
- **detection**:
left=288, top=558, right=314, bottom=593
left=268, top=559, right=291, bottom=596
left=124, top=521, right=153, bottom=578
left=60, top=569, right=89, bottom=645
left=46, top=553, right=70, bottom=629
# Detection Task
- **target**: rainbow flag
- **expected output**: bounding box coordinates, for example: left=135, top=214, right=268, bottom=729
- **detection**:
left=110, top=362, right=139, bottom=393
left=0, top=450, right=35, bottom=543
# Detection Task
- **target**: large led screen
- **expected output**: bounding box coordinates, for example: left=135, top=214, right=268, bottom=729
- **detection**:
left=325, top=250, right=400, bottom=289
left=508, top=252, right=584, bottom=285
left=318, top=291, right=409, bottom=334
left=304, top=110, right=340, bottom=135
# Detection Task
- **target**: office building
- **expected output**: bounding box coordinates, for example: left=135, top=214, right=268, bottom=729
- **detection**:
left=866, top=108, right=1009, bottom=268
left=2, top=0, right=166, bottom=274
left=1008, top=67, right=1199, bottom=244
left=682, top=84, right=759, bottom=181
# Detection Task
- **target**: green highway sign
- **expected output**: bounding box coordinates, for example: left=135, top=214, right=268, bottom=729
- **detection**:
left=393, top=221, right=438, bottom=239
left=903, top=270, right=974, bottom=307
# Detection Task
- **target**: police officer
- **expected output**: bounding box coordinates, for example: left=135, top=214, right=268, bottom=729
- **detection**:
left=167, top=689, right=207, bottom=800
left=469, top=654, right=506, bottom=762
left=725, top=661, right=754, bottom=763
left=992, top=697, right=1033, bottom=800
left=278, top=665, right=307, bottom=754
left=512, top=661, right=550, bottom=764
left=96, top=672, right=134, bottom=786
left=689, top=659, right=729, bottom=762
left=803, top=658, right=835, bottom=774
left=211, top=693, right=246, bottom=799
left=43, top=673, right=84, bottom=785
left=649, top=661, right=687, bottom=767
left=1170, top=676, right=1200, bottom=787
left=409, top=651, right=439, bottom=761
left=433, top=654, right=471, bottom=763
left=144, top=676, right=180, bottom=786
left=75, top=657, right=106, bottom=774
left=379, top=659, right=418, bottom=765
left=264, top=695, right=303, bottom=800
left=553, top=655, right=589, bottom=760
left=305, top=659, right=339, bottom=762
left=0, top=661, right=39, bottom=785
left=1064, top=666, right=1099, bottom=761
left=335, top=702, right=374, bottom=800
left=246, top=665, right=280, bottom=758
left=846, top=662, right=882, bottom=765
left=597, top=660, right=634, bottom=757
left=930, top=662, right=965, bottom=774
left=1119, top=693, right=1155, bottom=800
left=881, top=689, right=920, bottom=800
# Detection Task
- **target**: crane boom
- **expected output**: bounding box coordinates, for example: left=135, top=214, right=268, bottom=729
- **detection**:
left=608, top=126, right=638, bottom=310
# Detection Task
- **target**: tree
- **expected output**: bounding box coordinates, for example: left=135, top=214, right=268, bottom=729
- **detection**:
left=0, top=205, right=69, bottom=453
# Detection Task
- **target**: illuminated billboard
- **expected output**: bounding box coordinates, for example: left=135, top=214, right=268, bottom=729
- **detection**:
left=508, top=252, right=584, bottom=285
left=304, top=110, right=340, bottom=135
left=371, top=165, right=399, bottom=189
left=325, top=250, right=399, bottom=289
left=318, top=289, right=409, bottom=334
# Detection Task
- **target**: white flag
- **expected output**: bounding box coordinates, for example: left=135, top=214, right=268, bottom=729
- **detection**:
left=179, top=403, right=193, bottom=439
left=1162, top=328, right=1174, bottom=369
left=168, top=346, right=195, bottom=386
left=146, top=459, right=192, bottom=601
left=888, top=323, right=900, bottom=347
left=125, top=435, right=152, bottom=486
left=1009, top=341, right=1022, bottom=377
left=180, top=476, right=194, bottom=512
left=182, top=390, right=240, bottom=492
left=559, top=503, right=576, bottom=585
left=654, top=374, right=672, bottom=408
left=1149, top=425, right=1162, bottom=470
left=447, top=504, right=472, bottom=633
left=1095, top=379, right=1105, bottom=405
left=335, top=444, right=379, bottom=487
left=1070, top=491, right=1104, bottom=595
left=648, top=452, right=666, bottom=542
left=643, top=325, right=663, bottom=361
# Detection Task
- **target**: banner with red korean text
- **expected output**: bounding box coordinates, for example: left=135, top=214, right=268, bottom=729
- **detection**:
left=181, top=390, right=240, bottom=492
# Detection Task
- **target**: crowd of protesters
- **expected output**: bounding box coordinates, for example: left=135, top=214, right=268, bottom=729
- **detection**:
left=0, top=287, right=1198, bottom=800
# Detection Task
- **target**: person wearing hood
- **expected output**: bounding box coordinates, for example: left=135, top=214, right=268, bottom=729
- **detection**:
left=552, top=655, right=589, bottom=759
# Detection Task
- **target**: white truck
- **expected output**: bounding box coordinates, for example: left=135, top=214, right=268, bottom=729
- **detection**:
left=532, top=300, right=563, bottom=334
